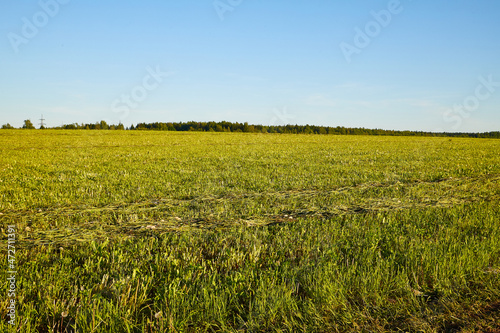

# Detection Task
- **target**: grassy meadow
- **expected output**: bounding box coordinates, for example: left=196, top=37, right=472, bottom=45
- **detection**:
left=1, top=129, right=499, bottom=332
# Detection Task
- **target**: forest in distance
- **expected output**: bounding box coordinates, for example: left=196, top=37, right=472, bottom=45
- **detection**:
left=3, top=119, right=500, bottom=138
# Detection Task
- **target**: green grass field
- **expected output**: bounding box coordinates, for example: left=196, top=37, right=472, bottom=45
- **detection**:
left=1, top=130, right=499, bottom=332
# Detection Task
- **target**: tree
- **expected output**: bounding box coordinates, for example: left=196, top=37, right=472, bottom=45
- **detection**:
left=22, top=119, right=35, bottom=129
left=1, top=123, right=14, bottom=129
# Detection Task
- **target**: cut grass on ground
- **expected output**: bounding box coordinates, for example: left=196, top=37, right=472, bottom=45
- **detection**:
left=0, top=130, right=499, bottom=332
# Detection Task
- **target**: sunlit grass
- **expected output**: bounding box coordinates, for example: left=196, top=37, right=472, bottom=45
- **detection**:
left=0, top=130, right=499, bottom=332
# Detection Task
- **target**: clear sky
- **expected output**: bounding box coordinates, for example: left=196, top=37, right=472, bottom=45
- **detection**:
left=1, top=0, right=499, bottom=132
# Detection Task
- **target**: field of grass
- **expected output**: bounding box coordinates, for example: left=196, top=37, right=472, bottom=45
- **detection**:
left=1, top=129, right=499, bottom=332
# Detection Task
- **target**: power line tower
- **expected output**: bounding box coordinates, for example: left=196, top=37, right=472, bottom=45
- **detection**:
left=39, top=114, right=46, bottom=129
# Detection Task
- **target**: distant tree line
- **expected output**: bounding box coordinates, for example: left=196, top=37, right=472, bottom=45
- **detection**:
left=2, top=119, right=499, bottom=138
left=54, top=120, right=125, bottom=130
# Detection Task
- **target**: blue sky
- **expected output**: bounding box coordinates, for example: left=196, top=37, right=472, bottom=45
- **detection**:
left=1, top=0, right=499, bottom=132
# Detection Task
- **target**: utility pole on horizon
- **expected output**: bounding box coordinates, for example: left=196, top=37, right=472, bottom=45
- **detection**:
left=39, top=114, right=45, bottom=129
